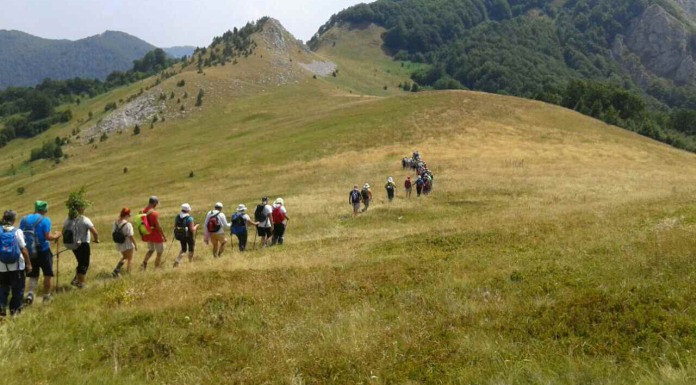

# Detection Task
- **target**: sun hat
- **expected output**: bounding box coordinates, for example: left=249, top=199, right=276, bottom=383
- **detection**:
left=181, top=203, right=191, bottom=212
left=214, top=202, right=223, bottom=209
left=237, top=204, right=247, bottom=212
left=274, top=198, right=284, bottom=206
left=364, top=183, right=370, bottom=189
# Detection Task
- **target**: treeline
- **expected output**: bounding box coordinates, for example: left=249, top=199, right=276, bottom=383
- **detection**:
left=311, top=0, right=696, bottom=151
left=0, top=48, right=178, bottom=148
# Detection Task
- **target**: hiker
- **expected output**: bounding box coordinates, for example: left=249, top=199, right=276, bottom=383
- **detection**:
left=254, top=197, right=273, bottom=248
left=385, top=177, right=397, bottom=202
left=0, top=210, right=31, bottom=317
left=230, top=204, right=258, bottom=252
left=112, top=208, right=137, bottom=277
left=173, top=203, right=199, bottom=267
left=20, top=200, right=61, bottom=304
left=204, top=202, right=230, bottom=257
left=140, top=196, right=166, bottom=270
left=361, top=184, right=372, bottom=212
left=415, top=175, right=425, bottom=197
left=349, top=185, right=362, bottom=216
left=404, top=176, right=412, bottom=198
left=271, top=198, right=289, bottom=246
left=423, top=173, right=433, bottom=196
left=63, top=202, right=99, bottom=289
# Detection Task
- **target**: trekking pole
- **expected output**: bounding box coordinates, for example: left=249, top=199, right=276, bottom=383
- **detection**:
left=55, top=238, right=60, bottom=291
left=252, top=230, right=257, bottom=251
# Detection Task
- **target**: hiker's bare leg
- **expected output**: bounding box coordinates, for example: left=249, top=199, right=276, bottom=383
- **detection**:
left=43, top=276, right=52, bottom=294
left=154, top=251, right=163, bottom=267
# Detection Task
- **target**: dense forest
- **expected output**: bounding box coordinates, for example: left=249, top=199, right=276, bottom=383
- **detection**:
left=0, top=48, right=177, bottom=150
left=311, top=0, right=696, bottom=151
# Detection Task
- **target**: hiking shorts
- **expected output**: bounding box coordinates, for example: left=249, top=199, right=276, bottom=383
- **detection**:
left=352, top=202, right=361, bottom=212
left=179, top=237, right=195, bottom=253
left=256, top=227, right=272, bottom=237
left=147, top=242, right=164, bottom=254
left=26, top=248, right=53, bottom=278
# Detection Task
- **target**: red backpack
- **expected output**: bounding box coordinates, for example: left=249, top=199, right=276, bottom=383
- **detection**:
left=207, top=211, right=222, bottom=233
left=272, top=206, right=286, bottom=224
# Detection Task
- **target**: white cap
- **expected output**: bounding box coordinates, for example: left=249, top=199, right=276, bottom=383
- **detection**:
left=181, top=203, right=191, bottom=212
left=237, top=204, right=247, bottom=212
left=274, top=198, right=284, bottom=206
left=214, top=202, right=223, bottom=209
left=388, top=177, right=394, bottom=183
left=364, top=183, right=370, bottom=189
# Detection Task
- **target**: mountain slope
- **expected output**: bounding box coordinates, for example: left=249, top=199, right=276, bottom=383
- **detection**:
left=0, top=18, right=695, bottom=385
left=0, top=30, right=157, bottom=88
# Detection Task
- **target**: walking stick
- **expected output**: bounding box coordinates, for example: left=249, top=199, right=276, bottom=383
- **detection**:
left=55, top=238, right=60, bottom=291
left=252, top=229, right=257, bottom=250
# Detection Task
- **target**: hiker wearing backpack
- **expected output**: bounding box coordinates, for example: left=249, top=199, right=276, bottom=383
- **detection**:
left=385, top=177, right=397, bottom=202
left=349, top=185, right=362, bottom=216
left=230, top=204, right=259, bottom=252
left=204, top=202, right=230, bottom=257
left=20, top=201, right=61, bottom=305
left=361, top=184, right=372, bottom=212
left=254, top=197, right=273, bottom=248
left=271, top=198, right=289, bottom=246
left=63, top=203, right=99, bottom=289
left=404, top=176, right=412, bottom=198
left=0, top=210, right=31, bottom=317
left=140, top=196, right=166, bottom=270
left=112, top=208, right=137, bottom=277
left=415, top=175, right=425, bottom=197
left=173, top=203, right=199, bottom=267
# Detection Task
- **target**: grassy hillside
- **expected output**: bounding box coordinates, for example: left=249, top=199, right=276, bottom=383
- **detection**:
left=0, top=20, right=695, bottom=385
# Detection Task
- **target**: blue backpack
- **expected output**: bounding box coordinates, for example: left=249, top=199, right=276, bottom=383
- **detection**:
left=231, top=213, right=246, bottom=235
left=21, top=216, right=43, bottom=258
left=0, top=228, right=21, bottom=265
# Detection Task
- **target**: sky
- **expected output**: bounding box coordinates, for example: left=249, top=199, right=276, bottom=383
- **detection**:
left=0, top=0, right=372, bottom=47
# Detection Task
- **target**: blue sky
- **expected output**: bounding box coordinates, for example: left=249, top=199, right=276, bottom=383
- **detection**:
left=0, top=0, right=371, bottom=47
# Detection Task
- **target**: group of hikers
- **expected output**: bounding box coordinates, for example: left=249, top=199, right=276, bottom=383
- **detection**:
left=349, top=151, right=435, bottom=215
left=0, top=195, right=289, bottom=317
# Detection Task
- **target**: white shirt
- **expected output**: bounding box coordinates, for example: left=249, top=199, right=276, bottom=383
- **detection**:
left=63, top=216, right=95, bottom=244
left=204, top=210, right=230, bottom=235
left=0, top=225, right=27, bottom=272
left=259, top=205, right=273, bottom=228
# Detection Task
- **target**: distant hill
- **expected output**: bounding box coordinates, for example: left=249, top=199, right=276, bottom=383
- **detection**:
left=163, top=46, right=196, bottom=58
left=310, top=0, right=696, bottom=150
left=311, top=0, right=696, bottom=108
left=0, top=30, right=157, bottom=88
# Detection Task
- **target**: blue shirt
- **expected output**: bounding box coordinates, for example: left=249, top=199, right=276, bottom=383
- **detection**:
left=20, top=213, right=52, bottom=252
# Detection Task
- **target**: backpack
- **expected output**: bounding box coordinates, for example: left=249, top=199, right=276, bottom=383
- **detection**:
left=405, top=180, right=412, bottom=189
left=207, top=211, right=222, bottom=233
left=21, top=215, right=44, bottom=258
left=361, top=188, right=370, bottom=200
left=231, top=213, right=246, bottom=235
left=0, top=228, right=20, bottom=265
left=350, top=190, right=361, bottom=203
left=254, top=205, right=266, bottom=222
left=272, top=206, right=286, bottom=224
left=62, top=217, right=81, bottom=250
left=112, top=222, right=127, bottom=244
left=174, top=216, right=190, bottom=241
left=135, top=211, right=153, bottom=237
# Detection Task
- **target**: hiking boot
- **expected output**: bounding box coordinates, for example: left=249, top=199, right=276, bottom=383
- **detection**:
left=71, top=278, right=79, bottom=287
left=112, top=269, right=120, bottom=278
left=25, top=293, right=34, bottom=305
left=140, top=262, right=147, bottom=271
left=43, top=294, right=52, bottom=303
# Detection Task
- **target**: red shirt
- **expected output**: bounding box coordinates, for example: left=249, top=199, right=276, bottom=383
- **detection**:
left=141, top=207, right=164, bottom=243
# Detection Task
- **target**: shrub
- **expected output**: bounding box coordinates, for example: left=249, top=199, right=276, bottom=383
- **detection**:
left=134, top=125, right=141, bottom=135
left=177, top=79, right=186, bottom=87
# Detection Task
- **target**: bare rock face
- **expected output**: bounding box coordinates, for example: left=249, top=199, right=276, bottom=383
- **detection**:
left=625, top=4, right=695, bottom=86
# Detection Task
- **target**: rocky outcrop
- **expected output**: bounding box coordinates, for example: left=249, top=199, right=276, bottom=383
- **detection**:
left=624, top=4, right=695, bottom=86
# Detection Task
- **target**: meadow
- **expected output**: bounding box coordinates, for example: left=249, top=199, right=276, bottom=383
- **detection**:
left=0, top=22, right=695, bottom=384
